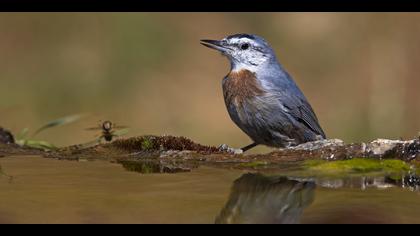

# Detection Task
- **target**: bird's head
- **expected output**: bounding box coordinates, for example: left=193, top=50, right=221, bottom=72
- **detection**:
left=200, top=34, right=277, bottom=72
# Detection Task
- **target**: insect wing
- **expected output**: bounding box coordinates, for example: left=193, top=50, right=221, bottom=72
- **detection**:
left=112, top=128, right=129, bottom=137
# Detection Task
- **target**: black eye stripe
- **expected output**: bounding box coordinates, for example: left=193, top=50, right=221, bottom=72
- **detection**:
left=240, top=43, right=250, bottom=50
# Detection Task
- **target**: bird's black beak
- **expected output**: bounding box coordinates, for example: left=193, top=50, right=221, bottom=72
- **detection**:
left=200, top=39, right=230, bottom=52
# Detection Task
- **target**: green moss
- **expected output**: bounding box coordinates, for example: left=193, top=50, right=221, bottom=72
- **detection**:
left=239, top=161, right=268, bottom=168
left=413, top=161, right=420, bottom=175
left=381, top=160, right=411, bottom=172
left=141, top=137, right=154, bottom=151
left=111, top=135, right=219, bottom=153
left=303, top=160, right=327, bottom=168
left=304, top=158, right=410, bottom=174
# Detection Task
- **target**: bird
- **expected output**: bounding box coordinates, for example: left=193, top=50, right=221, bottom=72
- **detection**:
left=200, top=33, right=326, bottom=153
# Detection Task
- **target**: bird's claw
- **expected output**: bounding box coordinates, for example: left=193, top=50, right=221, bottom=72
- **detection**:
left=218, top=144, right=244, bottom=154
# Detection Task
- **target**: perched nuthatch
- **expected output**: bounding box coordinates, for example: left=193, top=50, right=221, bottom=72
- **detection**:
left=201, top=34, right=326, bottom=153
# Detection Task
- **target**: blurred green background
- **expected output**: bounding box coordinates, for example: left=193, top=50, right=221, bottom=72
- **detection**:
left=0, top=13, right=419, bottom=152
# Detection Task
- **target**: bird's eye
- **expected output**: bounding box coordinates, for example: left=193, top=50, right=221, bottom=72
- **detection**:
left=240, top=43, right=249, bottom=50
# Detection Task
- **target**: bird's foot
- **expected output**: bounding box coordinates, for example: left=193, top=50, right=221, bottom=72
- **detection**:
left=218, top=144, right=244, bottom=154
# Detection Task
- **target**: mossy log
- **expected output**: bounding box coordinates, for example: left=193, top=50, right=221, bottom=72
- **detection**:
left=1, top=134, right=419, bottom=171
left=44, top=135, right=420, bottom=162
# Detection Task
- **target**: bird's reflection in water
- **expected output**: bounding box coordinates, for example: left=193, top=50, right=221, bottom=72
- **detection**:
left=216, top=173, right=315, bottom=224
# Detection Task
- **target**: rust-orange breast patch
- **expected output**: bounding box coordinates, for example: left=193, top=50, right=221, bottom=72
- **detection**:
left=223, top=69, right=265, bottom=107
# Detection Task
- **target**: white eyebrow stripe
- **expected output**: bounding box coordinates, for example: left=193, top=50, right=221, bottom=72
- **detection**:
left=228, top=37, right=253, bottom=45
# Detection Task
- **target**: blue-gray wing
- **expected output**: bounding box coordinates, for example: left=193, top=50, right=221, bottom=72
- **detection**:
left=283, top=95, right=326, bottom=139
left=267, top=72, right=326, bottom=139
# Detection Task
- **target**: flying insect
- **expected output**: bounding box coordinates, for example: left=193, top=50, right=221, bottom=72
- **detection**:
left=86, top=120, right=129, bottom=143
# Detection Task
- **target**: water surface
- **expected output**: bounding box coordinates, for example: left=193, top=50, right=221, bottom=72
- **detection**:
left=0, top=156, right=419, bottom=224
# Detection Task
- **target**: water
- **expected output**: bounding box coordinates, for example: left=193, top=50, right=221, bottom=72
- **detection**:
left=0, top=156, right=419, bottom=224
